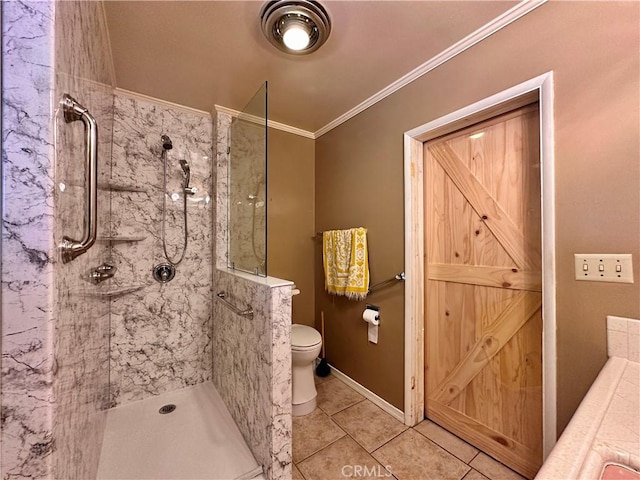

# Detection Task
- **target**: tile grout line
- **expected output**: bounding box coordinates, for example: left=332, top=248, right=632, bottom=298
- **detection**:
left=318, top=395, right=366, bottom=417
left=328, top=401, right=407, bottom=455
left=462, top=467, right=485, bottom=480
left=296, top=436, right=477, bottom=479
left=411, top=421, right=483, bottom=465
left=367, top=425, right=409, bottom=455
left=293, top=421, right=348, bottom=464
left=295, top=428, right=392, bottom=478
left=295, top=419, right=489, bottom=480
left=301, top=376, right=515, bottom=480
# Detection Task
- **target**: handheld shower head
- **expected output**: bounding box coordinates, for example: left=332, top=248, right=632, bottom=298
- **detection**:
left=179, top=159, right=191, bottom=191
left=161, top=135, right=173, bottom=150
left=179, top=159, right=190, bottom=176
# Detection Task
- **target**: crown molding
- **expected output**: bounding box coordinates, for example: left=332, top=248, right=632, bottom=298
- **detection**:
left=111, top=0, right=545, bottom=141
left=114, top=88, right=212, bottom=117
left=314, top=0, right=546, bottom=138
left=215, top=105, right=315, bottom=139
left=110, top=90, right=315, bottom=138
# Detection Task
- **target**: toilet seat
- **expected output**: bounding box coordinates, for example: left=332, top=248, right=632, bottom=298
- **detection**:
left=292, top=324, right=321, bottom=351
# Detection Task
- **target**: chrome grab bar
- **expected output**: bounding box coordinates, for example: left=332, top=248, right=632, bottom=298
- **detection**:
left=60, top=94, right=98, bottom=263
left=216, top=292, right=254, bottom=319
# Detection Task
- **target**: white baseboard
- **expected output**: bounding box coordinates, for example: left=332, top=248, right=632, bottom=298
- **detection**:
left=328, top=365, right=405, bottom=423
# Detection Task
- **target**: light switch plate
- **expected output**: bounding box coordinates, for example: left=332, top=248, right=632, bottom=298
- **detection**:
left=574, top=253, right=634, bottom=283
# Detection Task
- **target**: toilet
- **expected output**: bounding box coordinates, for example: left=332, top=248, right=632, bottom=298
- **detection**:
left=291, top=324, right=322, bottom=416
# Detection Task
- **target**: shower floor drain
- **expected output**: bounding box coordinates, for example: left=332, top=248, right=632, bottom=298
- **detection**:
left=159, top=404, right=176, bottom=414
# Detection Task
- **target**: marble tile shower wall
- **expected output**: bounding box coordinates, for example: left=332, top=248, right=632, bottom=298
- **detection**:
left=213, top=273, right=293, bottom=480
left=1, top=3, right=57, bottom=478
left=109, top=94, right=213, bottom=406
left=53, top=1, right=114, bottom=478
left=2, top=1, right=113, bottom=478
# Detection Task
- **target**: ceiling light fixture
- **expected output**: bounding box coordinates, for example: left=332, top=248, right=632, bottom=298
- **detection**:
left=260, top=0, right=331, bottom=55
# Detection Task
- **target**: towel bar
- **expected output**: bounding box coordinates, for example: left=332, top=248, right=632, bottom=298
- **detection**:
left=216, top=291, right=254, bottom=319
left=368, top=271, right=405, bottom=294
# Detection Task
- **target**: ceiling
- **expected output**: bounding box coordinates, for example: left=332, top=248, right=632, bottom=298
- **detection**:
left=104, top=1, right=519, bottom=134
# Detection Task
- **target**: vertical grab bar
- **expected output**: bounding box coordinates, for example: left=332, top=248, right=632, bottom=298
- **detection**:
left=60, top=94, right=98, bottom=263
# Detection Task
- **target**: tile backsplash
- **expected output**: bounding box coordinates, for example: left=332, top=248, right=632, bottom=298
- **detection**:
left=607, top=316, right=640, bottom=362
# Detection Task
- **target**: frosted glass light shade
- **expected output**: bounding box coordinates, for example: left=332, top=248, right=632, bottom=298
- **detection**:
left=282, top=25, right=311, bottom=50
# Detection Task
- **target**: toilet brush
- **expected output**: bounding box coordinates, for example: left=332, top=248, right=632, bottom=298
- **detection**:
left=316, top=311, right=330, bottom=377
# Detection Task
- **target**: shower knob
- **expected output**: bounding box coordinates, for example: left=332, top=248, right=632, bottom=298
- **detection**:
left=153, top=263, right=175, bottom=283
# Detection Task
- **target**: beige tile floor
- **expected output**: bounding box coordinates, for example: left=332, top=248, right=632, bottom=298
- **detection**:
left=292, top=374, right=528, bottom=480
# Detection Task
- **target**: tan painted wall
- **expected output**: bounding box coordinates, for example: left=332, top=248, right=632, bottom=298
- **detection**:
left=315, top=1, right=640, bottom=430
left=268, top=128, right=316, bottom=326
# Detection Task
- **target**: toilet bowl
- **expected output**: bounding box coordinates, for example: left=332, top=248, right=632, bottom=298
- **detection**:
left=291, top=324, right=322, bottom=416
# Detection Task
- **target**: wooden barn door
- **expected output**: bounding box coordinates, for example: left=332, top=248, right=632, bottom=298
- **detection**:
left=424, top=104, right=542, bottom=479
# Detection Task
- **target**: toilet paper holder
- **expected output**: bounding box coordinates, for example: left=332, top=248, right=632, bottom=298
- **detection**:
left=365, top=304, right=380, bottom=321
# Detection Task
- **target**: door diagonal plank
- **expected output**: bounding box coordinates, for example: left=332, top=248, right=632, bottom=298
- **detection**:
left=428, top=143, right=538, bottom=270
left=428, top=264, right=542, bottom=292
left=430, top=291, right=542, bottom=405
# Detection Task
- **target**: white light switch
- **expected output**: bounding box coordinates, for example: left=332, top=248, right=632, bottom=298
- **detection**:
left=574, top=254, right=634, bottom=284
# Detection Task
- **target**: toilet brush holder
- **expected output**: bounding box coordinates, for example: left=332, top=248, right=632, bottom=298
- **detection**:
left=316, top=311, right=330, bottom=377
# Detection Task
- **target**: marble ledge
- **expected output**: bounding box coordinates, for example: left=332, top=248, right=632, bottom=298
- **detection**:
left=98, top=181, right=148, bottom=193
left=535, top=356, right=639, bottom=480
left=73, top=284, right=149, bottom=298
left=97, top=235, right=147, bottom=243
left=217, top=267, right=294, bottom=289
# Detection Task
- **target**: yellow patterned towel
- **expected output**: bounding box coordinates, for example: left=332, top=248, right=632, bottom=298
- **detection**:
left=323, top=227, right=369, bottom=300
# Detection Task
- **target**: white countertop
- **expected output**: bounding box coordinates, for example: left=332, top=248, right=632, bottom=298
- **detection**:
left=535, top=357, right=639, bottom=480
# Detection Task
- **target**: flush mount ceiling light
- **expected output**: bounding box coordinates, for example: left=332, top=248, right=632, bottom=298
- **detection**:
left=260, top=0, right=331, bottom=55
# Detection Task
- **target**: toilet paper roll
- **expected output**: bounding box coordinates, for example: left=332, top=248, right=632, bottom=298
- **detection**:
left=363, top=308, right=380, bottom=344
left=368, top=322, right=378, bottom=344
left=362, top=308, right=380, bottom=326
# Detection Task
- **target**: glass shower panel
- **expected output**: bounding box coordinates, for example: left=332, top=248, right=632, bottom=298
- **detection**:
left=228, top=82, right=267, bottom=276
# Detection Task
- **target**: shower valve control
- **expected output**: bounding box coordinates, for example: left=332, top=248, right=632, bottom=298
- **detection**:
left=153, top=263, right=176, bottom=283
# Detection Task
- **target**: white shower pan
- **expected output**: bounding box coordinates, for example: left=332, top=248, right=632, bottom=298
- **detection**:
left=97, top=381, right=264, bottom=480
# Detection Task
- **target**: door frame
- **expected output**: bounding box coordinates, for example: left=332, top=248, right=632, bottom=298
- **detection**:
left=402, top=72, right=557, bottom=459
